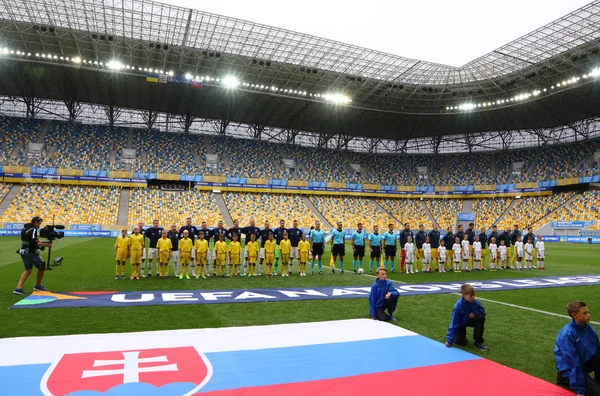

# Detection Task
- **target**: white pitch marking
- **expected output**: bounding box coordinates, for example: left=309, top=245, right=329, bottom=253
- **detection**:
left=453, top=293, right=600, bottom=326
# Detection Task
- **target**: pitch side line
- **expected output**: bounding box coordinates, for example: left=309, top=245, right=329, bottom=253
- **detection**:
left=453, top=294, right=600, bottom=326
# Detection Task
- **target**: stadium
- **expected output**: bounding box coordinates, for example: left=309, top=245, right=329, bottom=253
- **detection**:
left=0, top=0, right=599, bottom=394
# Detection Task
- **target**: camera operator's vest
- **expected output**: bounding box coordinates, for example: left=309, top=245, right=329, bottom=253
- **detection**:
left=21, top=224, right=38, bottom=250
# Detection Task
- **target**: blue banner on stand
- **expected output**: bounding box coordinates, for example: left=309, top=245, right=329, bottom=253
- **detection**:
left=269, top=179, right=288, bottom=187
left=457, top=213, right=476, bottom=221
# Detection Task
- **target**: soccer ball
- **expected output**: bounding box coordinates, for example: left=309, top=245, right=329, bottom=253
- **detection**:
left=358, top=268, right=364, bottom=274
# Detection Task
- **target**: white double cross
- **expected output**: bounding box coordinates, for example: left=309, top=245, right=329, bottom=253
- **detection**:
left=81, top=351, right=178, bottom=383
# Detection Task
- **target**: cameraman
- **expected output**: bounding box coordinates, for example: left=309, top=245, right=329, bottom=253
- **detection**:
left=13, top=216, right=53, bottom=295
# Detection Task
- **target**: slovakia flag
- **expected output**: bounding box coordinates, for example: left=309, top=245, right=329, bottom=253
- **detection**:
left=0, top=319, right=570, bottom=395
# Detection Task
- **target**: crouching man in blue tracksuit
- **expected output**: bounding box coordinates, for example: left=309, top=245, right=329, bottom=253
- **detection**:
left=445, top=283, right=489, bottom=351
left=555, top=301, right=600, bottom=396
left=369, top=268, right=399, bottom=321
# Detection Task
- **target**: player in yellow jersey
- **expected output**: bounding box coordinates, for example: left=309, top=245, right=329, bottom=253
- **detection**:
left=298, top=233, right=310, bottom=277
left=264, top=232, right=276, bottom=277
left=179, top=229, right=193, bottom=279
left=214, top=233, right=228, bottom=277
left=246, top=233, right=259, bottom=277
left=156, top=230, right=172, bottom=278
left=279, top=232, right=292, bottom=277
left=194, top=231, right=209, bottom=279
left=228, top=233, right=241, bottom=277
left=114, top=228, right=130, bottom=280
left=129, top=226, right=145, bottom=279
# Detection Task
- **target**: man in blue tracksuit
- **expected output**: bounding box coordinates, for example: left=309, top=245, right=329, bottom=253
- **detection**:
left=555, top=301, right=600, bottom=396
left=369, top=268, right=399, bottom=321
left=445, top=283, right=489, bottom=351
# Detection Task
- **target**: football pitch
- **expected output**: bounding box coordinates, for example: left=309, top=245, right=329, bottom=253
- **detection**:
left=1, top=237, right=599, bottom=386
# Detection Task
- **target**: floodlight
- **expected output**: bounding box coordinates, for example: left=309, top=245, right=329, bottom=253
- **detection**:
left=222, top=76, right=240, bottom=89
left=10, top=50, right=14, bottom=54
left=16, top=51, right=21, bottom=55
left=41, top=54, right=46, bottom=58
left=107, top=60, right=123, bottom=70
left=324, top=93, right=350, bottom=104
left=53, top=55, right=57, bottom=59
left=168, top=71, right=174, bottom=76
left=93, top=60, right=98, bottom=65
left=27, top=53, right=30, bottom=56
left=35, top=53, right=39, bottom=57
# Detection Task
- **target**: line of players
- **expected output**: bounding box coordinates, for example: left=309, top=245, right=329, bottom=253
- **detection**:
left=115, top=218, right=323, bottom=279
left=391, top=222, right=547, bottom=274
left=113, top=218, right=547, bottom=279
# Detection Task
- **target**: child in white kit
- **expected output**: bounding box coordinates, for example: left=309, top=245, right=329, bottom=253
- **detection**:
left=438, top=239, right=447, bottom=273
left=461, top=234, right=470, bottom=272
left=422, top=236, right=432, bottom=273
left=524, top=237, right=534, bottom=270
left=473, top=235, right=483, bottom=271
left=535, top=235, right=545, bottom=270
left=514, top=235, right=524, bottom=270
left=452, top=236, right=462, bottom=273
left=499, top=240, right=507, bottom=269
left=488, top=237, right=498, bottom=271
left=404, top=235, right=415, bottom=274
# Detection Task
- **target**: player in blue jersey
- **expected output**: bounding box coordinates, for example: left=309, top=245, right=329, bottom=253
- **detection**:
left=382, top=223, right=397, bottom=273
left=368, top=225, right=383, bottom=273
left=351, top=222, right=366, bottom=274
left=309, top=220, right=325, bottom=275
left=286, top=219, right=303, bottom=275
left=330, top=221, right=346, bottom=274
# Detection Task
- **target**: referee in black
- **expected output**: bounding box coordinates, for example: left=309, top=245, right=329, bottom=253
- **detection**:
left=13, top=216, right=53, bottom=295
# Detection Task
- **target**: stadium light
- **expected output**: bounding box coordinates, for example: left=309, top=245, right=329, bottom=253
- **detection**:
left=107, top=60, right=123, bottom=70
left=324, top=93, right=351, bottom=104
left=222, top=76, right=240, bottom=89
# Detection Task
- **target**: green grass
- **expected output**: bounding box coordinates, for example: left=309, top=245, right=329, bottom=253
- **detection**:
left=1, top=237, right=599, bottom=386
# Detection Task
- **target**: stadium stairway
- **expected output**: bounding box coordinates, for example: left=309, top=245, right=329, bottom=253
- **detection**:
left=117, top=188, right=130, bottom=226
left=402, top=155, right=415, bottom=179
left=462, top=199, right=474, bottom=212
left=203, top=136, right=215, bottom=155
left=372, top=199, right=403, bottom=225
left=441, top=156, right=449, bottom=181
left=490, top=152, right=497, bottom=180
left=531, top=192, right=581, bottom=231
left=492, top=199, right=517, bottom=229
left=421, top=200, right=440, bottom=228
left=519, top=146, right=546, bottom=182
left=214, top=192, right=234, bottom=226
left=0, top=185, right=22, bottom=217
left=126, top=128, right=134, bottom=149
left=38, top=120, right=52, bottom=143
left=194, top=154, right=203, bottom=168
left=24, top=121, right=52, bottom=167
left=302, top=195, right=333, bottom=228
left=9, top=144, right=23, bottom=159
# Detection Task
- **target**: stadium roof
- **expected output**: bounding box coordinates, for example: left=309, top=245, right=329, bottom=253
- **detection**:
left=0, top=0, right=599, bottom=139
